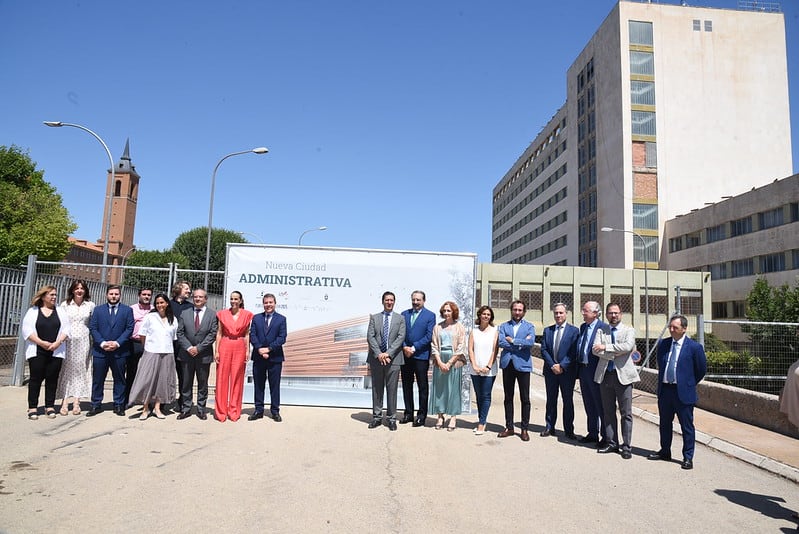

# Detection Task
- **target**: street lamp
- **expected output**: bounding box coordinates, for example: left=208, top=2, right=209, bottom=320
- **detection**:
left=204, top=147, right=269, bottom=289
left=119, top=245, right=136, bottom=285
left=601, top=226, right=650, bottom=358
left=43, top=121, right=115, bottom=284
left=237, top=231, right=264, bottom=243
left=298, top=226, right=328, bottom=246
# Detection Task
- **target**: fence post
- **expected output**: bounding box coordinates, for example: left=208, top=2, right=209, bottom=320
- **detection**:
left=12, top=255, right=38, bottom=386
left=697, top=314, right=705, bottom=347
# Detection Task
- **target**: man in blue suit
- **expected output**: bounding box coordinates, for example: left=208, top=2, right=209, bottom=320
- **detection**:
left=648, top=314, right=707, bottom=470
left=540, top=302, right=579, bottom=439
left=88, top=285, right=134, bottom=417
left=400, top=290, right=436, bottom=427
left=497, top=299, right=536, bottom=441
left=249, top=293, right=288, bottom=422
left=576, top=300, right=607, bottom=446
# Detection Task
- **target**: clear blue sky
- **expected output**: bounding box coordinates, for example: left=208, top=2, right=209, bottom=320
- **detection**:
left=2, top=0, right=797, bottom=263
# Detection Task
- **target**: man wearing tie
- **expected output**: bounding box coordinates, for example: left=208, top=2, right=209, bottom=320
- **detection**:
left=176, top=289, right=218, bottom=420
left=576, top=300, right=607, bottom=446
left=400, top=290, right=436, bottom=427
left=366, top=291, right=406, bottom=430
left=648, top=314, right=707, bottom=470
left=249, top=293, right=288, bottom=422
left=540, top=302, right=579, bottom=439
left=592, top=302, right=639, bottom=459
left=88, top=285, right=134, bottom=417
left=497, top=299, right=536, bottom=441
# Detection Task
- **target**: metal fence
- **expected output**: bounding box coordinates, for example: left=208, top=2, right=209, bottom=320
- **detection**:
left=699, top=318, right=798, bottom=395
left=0, top=258, right=228, bottom=386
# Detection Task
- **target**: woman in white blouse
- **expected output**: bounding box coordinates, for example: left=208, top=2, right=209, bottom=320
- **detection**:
left=468, top=305, right=499, bottom=435
left=127, top=293, right=178, bottom=420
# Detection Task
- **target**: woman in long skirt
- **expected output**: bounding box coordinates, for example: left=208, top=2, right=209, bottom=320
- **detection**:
left=429, top=301, right=467, bottom=431
left=56, top=280, right=94, bottom=415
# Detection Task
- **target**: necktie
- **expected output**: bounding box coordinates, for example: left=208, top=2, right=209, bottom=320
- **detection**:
left=579, top=329, right=588, bottom=364
left=607, top=327, right=616, bottom=371
left=266, top=314, right=271, bottom=329
left=110, top=305, right=116, bottom=317
left=381, top=312, right=389, bottom=352
left=553, top=326, right=562, bottom=362
left=194, top=309, right=201, bottom=330
left=411, top=311, right=418, bottom=327
left=666, top=341, right=678, bottom=383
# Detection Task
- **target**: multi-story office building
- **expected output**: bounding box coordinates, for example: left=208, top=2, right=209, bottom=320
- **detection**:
left=492, top=0, right=792, bottom=270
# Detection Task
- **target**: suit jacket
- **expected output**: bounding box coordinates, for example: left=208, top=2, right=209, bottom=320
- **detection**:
left=592, top=322, right=640, bottom=385
left=367, top=311, right=406, bottom=366
left=657, top=336, right=707, bottom=405
left=250, top=311, right=287, bottom=363
left=401, top=307, right=436, bottom=361
left=540, top=322, right=579, bottom=374
left=578, top=319, right=608, bottom=370
left=89, top=303, right=134, bottom=359
left=498, top=319, right=535, bottom=372
left=177, top=306, right=219, bottom=364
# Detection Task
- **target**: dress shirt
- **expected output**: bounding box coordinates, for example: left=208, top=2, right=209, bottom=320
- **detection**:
left=132, top=304, right=152, bottom=339
left=664, top=335, right=685, bottom=383
left=580, top=320, right=598, bottom=363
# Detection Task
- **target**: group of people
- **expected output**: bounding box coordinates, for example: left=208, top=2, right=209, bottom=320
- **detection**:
left=23, top=280, right=288, bottom=423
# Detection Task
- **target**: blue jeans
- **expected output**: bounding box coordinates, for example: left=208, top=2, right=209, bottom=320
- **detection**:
left=471, top=374, right=496, bottom=425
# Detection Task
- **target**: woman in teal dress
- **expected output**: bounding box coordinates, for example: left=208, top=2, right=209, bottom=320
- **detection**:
left=429, top=301, right=467, bottom=431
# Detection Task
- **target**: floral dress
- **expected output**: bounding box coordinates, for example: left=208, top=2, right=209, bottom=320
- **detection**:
left=56, top=300, right=95, bottom=399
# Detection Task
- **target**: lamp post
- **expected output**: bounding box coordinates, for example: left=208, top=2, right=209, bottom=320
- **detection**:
left=204, top=147, right=269, bottom=289
left=601, top=226, right=650, bottom=358
left=119, top=245, right=136, bottom=285
left=298, top=226, right=328, bottom=246
left=43, top=121, right=115, bottom=284
left=237, top=231, right=264, bottom=243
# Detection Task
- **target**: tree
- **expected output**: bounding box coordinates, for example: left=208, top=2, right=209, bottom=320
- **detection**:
left=121, top=249, right=190, bottom=291
left=171, top=227, right=247, bottom=271
left=0, top=145, right=77, bottom=264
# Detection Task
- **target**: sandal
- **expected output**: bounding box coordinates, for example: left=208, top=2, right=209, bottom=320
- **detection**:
left=447, top=418, right=457, bottom=432
left=72, top=405, right=81, bottom=415
left=27, top=410, right=39, bottom=420
left=435, top=416, right=444, bottom=430
left=59, top=406, right=68, bottom=416
left=45, top=409, right=57, bottom=419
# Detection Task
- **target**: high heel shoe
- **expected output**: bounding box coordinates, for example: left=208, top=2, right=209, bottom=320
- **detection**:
left=447, top=418, right=457, bottom=432
left=435, top=415, right=444, bottom=430
left=139, top=411, right=150, bottom=421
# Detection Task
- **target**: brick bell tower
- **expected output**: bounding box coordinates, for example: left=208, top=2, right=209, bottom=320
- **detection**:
left=99, top=139, right=139, bottom=276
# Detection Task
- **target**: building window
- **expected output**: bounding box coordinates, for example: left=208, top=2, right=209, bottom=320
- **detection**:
left=633, top=203, right=658, bottom=230
left=634, top=235, right=658, bottom=263
left=629, top=20, right=653, bottom=46
left=731, top=258, right=754, bottom=278
left=791, top=202, right=798, bottom=222
left=758, top=207, right=784, bottom=230
left=732, top=300, right=747, bottom=318
left=793, top=249, right=799, bottom=269
left=489, top=289, right=512, bottom=309
left=630, top=51, right=654, bottom=76
left=704, top=20, right=712, bottom=32
left=759, top=253, right=785, bottom=273
left=730, top=216, right=752, bottom=237
left=669, top=237, right=683, bottom=253
left=709, top=263, right=727, bottom=280
left=631, top=80, right=656, bottom=106
left=645, top=142, right=657, bottom=167
left=686, top=232, right=701, bottom=249
left=705, top=224, right=726, bottom=243
left=693, top=20, right=701, bottom=31
left=631, top=111, right=656, bottom=136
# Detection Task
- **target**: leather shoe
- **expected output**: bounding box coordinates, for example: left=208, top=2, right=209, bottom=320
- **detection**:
left=520, top=430, right=530, bottom=442
left=565, top=432, right=578, bottom=440
left=114, top=406, right=125, bottom=416
left=596, top=439, right=609, bottom=449
left=387, top=421, right=397, bottom=431
left=597, top=444, right=619, bottom=454
left=196, top=412, right=207, bottom=420
left=368, top=420, right=382, bottom=429
left=176, top=412, right=191, bottom=420
left=272, top=413, right=282, bottom=422
left=539, top=428, right=556, bottom=437
left=86, top=406, right=103, bottom=417
left=621, top=450, right=632, bottom=460
left=412, top=418, right=425, bottom=427
left=399, top=415, right=413, bottom=424
left=681, top=459, right=693, bottom=470
left=579, top=435, right=598, bottom=444
left=248, top=412, right=264, bottom=421
left=497, top=428, right=515, bottom=438
left=647, top=451, right=672, bottom=461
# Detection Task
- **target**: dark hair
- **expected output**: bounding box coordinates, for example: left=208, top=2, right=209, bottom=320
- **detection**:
left=263, top=293, right=276, bottom=303
left=669, top=314, right=688, bottom=329
left=510, top=299, right=526, bottom=312
left=67, top=279, right=91, bottom=303
left=411, top=290, right=426, bottom=301
left=151, top=293, right=175, bottom=325
left=475, top=305, right=495, bottom=326
left=606, top=302, right=621, bottom=313
left=106, top=284, right=121, bottom=293
left=231, top=290, right=245, bottom=309
left=440, top=301, right=460, bottom=320
left=381, top=291, right=396, bottom=302
left=138, top=287, right=153, bottom=295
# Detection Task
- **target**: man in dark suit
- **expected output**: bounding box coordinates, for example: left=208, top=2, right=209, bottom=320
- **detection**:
left=169, top=281, right=192, bottom=411
left=400, top=290, right=436, bottom=427
left=249, top=293, right=288, bottom=422
left=648, top=314, right=707, bottom=470
left=88, top=285, right=134, bottom=417
left=540, top=302, right=580, bottom=439
left=366, top=291, right=407, bottom=430
left=176, top=289, right=218, bottom=420
left=577, top=300, right=608, bottom=446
